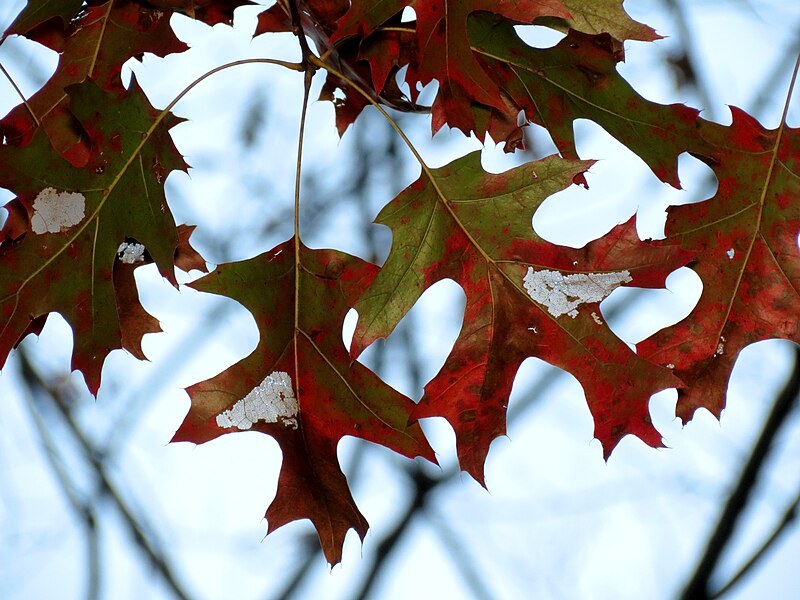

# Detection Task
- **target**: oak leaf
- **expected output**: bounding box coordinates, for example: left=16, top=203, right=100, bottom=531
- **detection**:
left=351, top=152, right=688, bottom=481
left=1, top=0, right=188, bottom=166
left=2, top=0, right=84, bottom=38
left=0, top=78, right=188, bottom=393
left=639, top=109, right=800, bottom=422
left=173, top=239, right=435, bottom=564
left=469, top=19, right=701, bottom=187
left=538, top=0, right=660, bottom=42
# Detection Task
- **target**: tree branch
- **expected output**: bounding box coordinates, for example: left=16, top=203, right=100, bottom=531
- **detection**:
left=710, top=480, right=800, bottom=598
left=679, top=345, right=800, bottom=600
left=18, top=350, right=195, bottom=600
left=20, top=370, right=101, bottom=600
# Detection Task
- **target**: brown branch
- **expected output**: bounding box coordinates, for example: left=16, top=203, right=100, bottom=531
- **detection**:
left=352, top=466, right=444, bottom=600
left=20, top=369, right=101, bottom=600
left=710, top=481, right=800, bottom=598
left=679, top=345, right=800, bottom=600
left=287, top=0, right=315, bottom=70
left=17, top=350, right=195, bottom=600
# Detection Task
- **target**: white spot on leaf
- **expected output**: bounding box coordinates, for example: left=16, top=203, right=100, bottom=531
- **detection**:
left=117, top=242, right=146, bottom=264
left=522, top=268, right=632, bottom=318
left=216, top=371, right=298, bottom=430
left=31, top=187, right=85, bottom=234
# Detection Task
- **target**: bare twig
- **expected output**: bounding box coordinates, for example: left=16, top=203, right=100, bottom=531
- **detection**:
left=426, top=513, right=495, bottom=600
left=660, top=0, right=717, bottom=117
left=679, top=345, right=800, bottom=600
left=17, top=350, right=195, bottom=600
left=20, top=369, right=101, bottom=600
left=352, top=466, right=445, bottom=600
left=710, top=481, right=800, bottom=599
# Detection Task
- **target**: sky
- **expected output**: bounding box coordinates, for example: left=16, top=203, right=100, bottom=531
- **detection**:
left=1, top=1, right=800, bottom=599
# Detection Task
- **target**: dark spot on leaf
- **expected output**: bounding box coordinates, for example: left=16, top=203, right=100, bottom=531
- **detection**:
left=323, top=258, right=345, bottom=279
left=460, top=410, right=477, bottom=422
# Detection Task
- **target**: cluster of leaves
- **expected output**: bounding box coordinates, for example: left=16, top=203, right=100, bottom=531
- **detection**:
left=1, top=0, right=798, bottom=564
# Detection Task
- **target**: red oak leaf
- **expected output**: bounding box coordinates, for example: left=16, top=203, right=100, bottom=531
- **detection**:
left=469, top=19, right=702, bottom=187
left=352, top=152, right=689, bottom=481
left=0, top=78, right=188, bottom=393
left=332, top=0, right=571, bottom=135
left=173, top=239, right=435, bottom=564
left=639, top=108, right=800, bottom=422
left=1, top=0, right=188, bottom=166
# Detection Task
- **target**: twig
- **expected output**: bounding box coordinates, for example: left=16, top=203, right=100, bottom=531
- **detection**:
left=265, top=532, right=320, bottom=600
left=710, top=481, right=800, bottom=599
left=750, top=20, right=800, bottom=117
left=0, top=60, right=40, bottom=126
left=660, top=0, right=717, bottom=117
left=287, top=0, right=315, bottom=70
left=679, top=345, right=800, bottom=600
left=426, top=512, right=495, bottom=600
left=19, top=368, right=101, bottom=600
left=17, top=350, right=195, bottom=600
left=352, top=466, right=444, bottom=600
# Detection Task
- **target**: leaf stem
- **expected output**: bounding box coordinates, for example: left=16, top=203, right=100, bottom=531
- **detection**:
left=288, top=0, right=316, bottom=405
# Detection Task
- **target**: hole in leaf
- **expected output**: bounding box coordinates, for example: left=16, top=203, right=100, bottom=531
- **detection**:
left=342, top=308, right=357, bottom=352
left=532, top=120, right=650, bottom=247
left=513, top=25, right=566, bottom=49
left=600, top=267, right=702, bottom=346
left=400, top=7, right=416, bottom=22
left=638, top=152, right=718, bottom=241
left=355, top=279, right=465, bottom=400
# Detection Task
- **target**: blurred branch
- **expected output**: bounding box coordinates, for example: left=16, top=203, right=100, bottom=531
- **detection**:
left=660, top=0, right=716, bottom=116
left=353, top=465, right=445, bottom=600
left=18, top=349, right=195, bottom=600
left=264, top=532, right=320, bottom=600
left=426, top=512, right=495, bottom=600
left=20, top=366, right=101, bottom=600
left=710, top=482, right=800, bottom=599
left=680, top=345, right=800, bottom=600
left=750, top=19, right=800, bottom=117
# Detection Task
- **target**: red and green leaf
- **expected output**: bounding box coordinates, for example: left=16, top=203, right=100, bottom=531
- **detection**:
left=173, top=239, right=435, bottom=564
left=352, top=152, right=689, bottom=481
left=0, top=78, right=188, bottom=393
left=539, top=0, right=660, bottom=42
left=332, top=0, right=571, bottom=134
left=639, top=110, right=800, bottom=422
left=2, top=0, right=84, bottom=38
left=469, top=19, right=702, bottom=187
